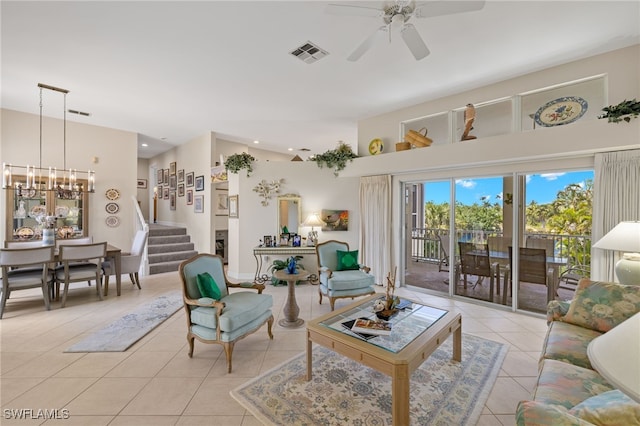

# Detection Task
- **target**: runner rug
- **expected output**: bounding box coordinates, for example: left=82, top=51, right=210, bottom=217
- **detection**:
left=64, top=290, right=183, bottom=352
left=231, top=333, right=507, bottom=426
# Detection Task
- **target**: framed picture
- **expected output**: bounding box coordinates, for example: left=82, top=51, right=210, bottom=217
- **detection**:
left=178, top=169, right=185, bottom=182
left=186, top=172, right=194, bottom=187
left=178, top=183, right=185, bottom=197
left=157, top=169, right=163, bottom=184
left=186, top=189, right=193, bottom=205
left=170, top=162, right=176, bottom=175
left=263, top=235, right=272, bottom=247
left=229, top=195, right=238, bottom=218
left=157, top=185, right=163, bottom=197
left=216, top=190, right=229, bottom=215
left=163, top=169, right=169, bottom=185
left=194, top=195, right=204, bottom=213
left=280, top=233, right=290, bottom=246
left=292, top=234, right=302, bottom=247
left=170, top=191, right=176, bottom=210
left=321, top=209, right=349, bottom=231
left=169, top=175, right=177, bottom=190
left=137, top=179, right=147, bottom=189
left=163, top=187, right=169, bottom=199
left=195, top=175, right=205, bottom=191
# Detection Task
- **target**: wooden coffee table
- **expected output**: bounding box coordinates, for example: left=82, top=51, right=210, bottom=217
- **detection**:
left=306, top=294, right=462, bottom=425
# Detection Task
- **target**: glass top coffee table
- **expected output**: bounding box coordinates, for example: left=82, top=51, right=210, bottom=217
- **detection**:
left=306, top=294, right=462, bottom=425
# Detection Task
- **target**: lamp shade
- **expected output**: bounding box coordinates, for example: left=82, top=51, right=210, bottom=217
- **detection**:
left=587, top=312, right=640, bottom=403
left=302, top=213, right=324, bottom=228
left=592, top=221, right=640, bottom=253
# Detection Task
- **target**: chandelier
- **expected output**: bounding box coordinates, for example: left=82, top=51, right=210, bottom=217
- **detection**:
left=2, top=83, right=96, bottom=196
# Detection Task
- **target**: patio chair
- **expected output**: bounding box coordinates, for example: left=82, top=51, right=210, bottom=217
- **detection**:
left=525, top=236, right=555, bottom=258
left=558, top=264, right=590, bottom=291
left=458, top=242, right=500, bottom=302
left=315, top=240, right=376, bottom=311
left=178, top=253, right=274, bottom=373
left=505, top=247, right=556, bottom=305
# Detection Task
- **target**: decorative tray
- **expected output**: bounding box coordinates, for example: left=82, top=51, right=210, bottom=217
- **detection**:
left=534, top=96, right=588, bottom=127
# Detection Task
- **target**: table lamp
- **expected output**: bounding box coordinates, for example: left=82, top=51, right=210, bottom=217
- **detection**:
left=587, top=312, right=640, bottom=402
left=592, top=221, right=640, bottom=285
left=302, top=212, right=323, bottom=246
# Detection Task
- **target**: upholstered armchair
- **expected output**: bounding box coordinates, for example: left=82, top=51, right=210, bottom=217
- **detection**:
left=178, top=253, right=274, bottom=373
left=315, top=240, right=376, bottom=311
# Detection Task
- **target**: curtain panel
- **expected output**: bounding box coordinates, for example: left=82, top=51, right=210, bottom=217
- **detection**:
left=359, top=175, right=392, bottom=285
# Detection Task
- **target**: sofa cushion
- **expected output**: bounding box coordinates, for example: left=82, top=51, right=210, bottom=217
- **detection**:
left=533, top=359, right=615, bottom=410
left=541, top=321, right=603, bottom=370
left=191, top=292, right=272, bottom=332
left=516, top=400, right=593, bottom=426
left=568, top=389, right=640, bottom=425
left=336, top=250, right=360, bottom=271
left=563, top=279, right=640, bottom=332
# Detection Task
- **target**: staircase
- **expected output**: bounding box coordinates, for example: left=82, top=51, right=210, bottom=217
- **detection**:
left=148, top=225, right=198, bottom=274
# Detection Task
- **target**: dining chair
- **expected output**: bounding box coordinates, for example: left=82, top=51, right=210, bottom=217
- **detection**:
left=505, top=247, right=556, bottom=305
left=457, top=242, right=500, bottom=302
left=102, top=229, right=148, bottom=296
left=55, top=242, right=107, bottom=308
left=0, top=246, right=55, bottom=318
left=525, top=236, right=555, bottom=258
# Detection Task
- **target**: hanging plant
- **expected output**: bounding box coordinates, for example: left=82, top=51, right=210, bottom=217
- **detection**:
left=598, top=99, right=640, bottom=123
left=309, top=142, right=358, bottom=176
left=224, top=152, right=256, bottom=177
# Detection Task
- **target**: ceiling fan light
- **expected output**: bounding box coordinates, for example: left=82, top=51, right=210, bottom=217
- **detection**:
left=391, top=13, right=404, bottom=30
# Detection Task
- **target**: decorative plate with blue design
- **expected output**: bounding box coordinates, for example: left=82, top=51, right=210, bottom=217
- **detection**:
left=534, top=96, right=588, bottom=127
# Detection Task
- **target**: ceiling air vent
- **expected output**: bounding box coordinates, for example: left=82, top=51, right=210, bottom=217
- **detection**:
left=290, top=41, right=329, bottom=64
left=68, top=109, right=91, bottom=117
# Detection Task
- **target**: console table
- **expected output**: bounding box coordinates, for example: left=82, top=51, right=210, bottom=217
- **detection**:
left=253, top=246, right=318, bottom=284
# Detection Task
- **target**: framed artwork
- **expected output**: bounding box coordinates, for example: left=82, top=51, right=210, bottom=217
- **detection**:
left=194, top=195, right=204, bottom=213
left=263, top=235, right=272, bottom=247
left=157, top=169, right=163, bottom=184
left=170, top=191, right=176, bottom=210
left=137, top=179, right=147, bottom=189
left=195, top=175, right=205, bottom=191
left=169, top=175, right=177, bottom=190
left=321, top=209, right=349, bottom=231
left=292, top=234, right=302, bottom=247
left=280, top=233, right=290, bottom=246
left=211, top=164, right=228, bottom=182
left=216, top=190, right=229, bottom=215
left=186, top=189, right=193, bottom=205
left=178, top=183, right=185, bottom=197
left=229, top=195, right=238, bottom=218
left=178, top=169, right=185, bottom=182
left=163, top=187, right=169, bottom=199
left=170, top=162, right=177, bottom=175
left=186, top=172, right=194, bottom=187
left=163, top=169, right=169, bottom=185
left=157, top=185, right=163, bottom=197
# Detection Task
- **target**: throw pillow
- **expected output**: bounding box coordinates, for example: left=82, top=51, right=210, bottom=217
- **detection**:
left=336, top=250, right=360, bottom=271
left=563, top=279, right=640, bottom=332
left=569, top=390, right=640, bottom=424
left=196, top=272, right=222, bottom=300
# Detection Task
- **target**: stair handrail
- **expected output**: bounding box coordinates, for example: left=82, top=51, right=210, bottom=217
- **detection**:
left=131, top=195, right=150, bottom=276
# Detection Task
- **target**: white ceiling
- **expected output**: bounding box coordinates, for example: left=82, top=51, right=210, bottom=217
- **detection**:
left=2, top=1, right=639, bottom=159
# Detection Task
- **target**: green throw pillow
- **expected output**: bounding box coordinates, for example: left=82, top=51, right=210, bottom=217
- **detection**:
left=336, top=250, right=360, bottom=271
left=196, top=272, right=222, bottom=300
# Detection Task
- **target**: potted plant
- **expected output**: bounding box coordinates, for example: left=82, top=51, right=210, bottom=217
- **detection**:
left=224, top=152, right=256, bottom=176
left=268, top=256, right=304, bottom=285
left=598, top=99, right=640, bottom=123
left=309, top=142, right=358, bottom=176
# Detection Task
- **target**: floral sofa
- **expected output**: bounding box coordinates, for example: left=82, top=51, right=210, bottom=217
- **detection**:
left=516, top=278, right=640, bottom=425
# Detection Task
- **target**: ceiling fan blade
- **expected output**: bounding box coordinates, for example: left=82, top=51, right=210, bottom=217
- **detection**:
left=401, top=24, right=430, bottom=60
left=414, top=0, right=485, bottom=19
left=325, top=3, right=384, bottom=17
left=347, top=26, right=387, bottom=61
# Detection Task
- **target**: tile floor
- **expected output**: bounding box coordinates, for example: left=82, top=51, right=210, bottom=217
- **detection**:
left=0, top=271, right=547, bottom=425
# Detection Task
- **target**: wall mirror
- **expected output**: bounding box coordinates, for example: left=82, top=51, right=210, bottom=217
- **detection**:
left=278, top=194, right=301, bottom=235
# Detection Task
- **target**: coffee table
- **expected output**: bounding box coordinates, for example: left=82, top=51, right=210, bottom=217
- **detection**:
left=306, top=294, right=461, bottom=425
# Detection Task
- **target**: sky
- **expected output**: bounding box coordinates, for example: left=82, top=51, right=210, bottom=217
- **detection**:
left=424, top=170, right=594, bottom=205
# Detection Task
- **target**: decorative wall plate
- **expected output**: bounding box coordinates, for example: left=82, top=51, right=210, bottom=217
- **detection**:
left=534, top=96, right=588, bottom=127
left=57, top=226, right=75, bottom=239
left=105, top=188, right=120, bottom=200
left=368, top=138, right=384, bottom=155
left=105, top=202, right=119, bottom=214
left=55, top=205, right=70, bottom=217
left=30, top=205, right=47, bottom=217
left=15, top=226, right=35, bottom=240
left=105, top=216, right=120, bottom=228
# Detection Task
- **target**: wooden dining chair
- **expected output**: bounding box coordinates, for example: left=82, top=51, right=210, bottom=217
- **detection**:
left=0, top=246, right=55, bottom=318
left=55, top=242, right=107, bottom=307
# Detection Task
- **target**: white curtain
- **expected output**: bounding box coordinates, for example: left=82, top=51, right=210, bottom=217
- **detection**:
left=592, top=149, right=640, bottom=281
left=359, top=175, right=392, bottom=285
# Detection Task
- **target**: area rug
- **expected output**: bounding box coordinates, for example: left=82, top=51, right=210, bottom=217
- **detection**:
left=231, top=333, right=507, bottom=426
left=65, top=290, right=183, bottom=352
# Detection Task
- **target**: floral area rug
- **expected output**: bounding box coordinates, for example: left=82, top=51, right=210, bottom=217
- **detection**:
left=231, top=333, right=507, bottom=425
left=64, top=290, right=182, bottom=352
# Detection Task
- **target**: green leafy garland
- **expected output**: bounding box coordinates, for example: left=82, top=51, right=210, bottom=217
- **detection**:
left=309, top=142, right=358, bottom=176
left=598, top=99, right=640, bottom=123
left=224, top=152, right=256, bottom=176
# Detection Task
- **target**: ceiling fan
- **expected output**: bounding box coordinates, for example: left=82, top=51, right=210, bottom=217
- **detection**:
left=326, top=1, right=485, bottom=61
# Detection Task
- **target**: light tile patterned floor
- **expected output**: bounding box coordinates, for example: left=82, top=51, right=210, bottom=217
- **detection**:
left=0, top=271, right=547, bottom=425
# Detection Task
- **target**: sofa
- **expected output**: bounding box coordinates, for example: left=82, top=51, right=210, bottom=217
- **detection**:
left=516, top=278, right=640, bottom=425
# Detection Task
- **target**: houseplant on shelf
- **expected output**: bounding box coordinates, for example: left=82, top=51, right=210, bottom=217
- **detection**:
left=309, top=142, right=358, bottom=176
left=224, top=152, right=256, bottom=176
left=598, top=99, right=640, bottom=123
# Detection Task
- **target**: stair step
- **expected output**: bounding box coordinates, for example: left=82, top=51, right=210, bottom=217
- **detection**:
left=148, top=235, right=191, bottom=245
left=148, top=242, right=195, bottom=254
left=149, top=260, right=186, bottom=275
left=148, top=226, right=187, bottom=237
left=147, top=225, right=198, bottom=275
left=148, top=250, right=198, bottom=264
